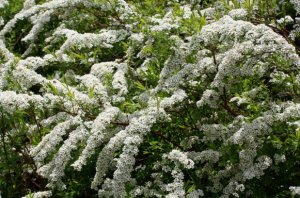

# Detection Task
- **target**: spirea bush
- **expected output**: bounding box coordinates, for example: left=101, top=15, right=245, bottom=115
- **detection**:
left=1, top=0, right=300, bottom=197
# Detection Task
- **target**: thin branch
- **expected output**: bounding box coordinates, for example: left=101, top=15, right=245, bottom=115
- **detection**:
left=221, top=103, right=239, bottom=117
left=111, top=121, right=129, bottom=126
left=221, top=87, right=239, bottom=117
left=29, top=104, right=42, bottom=139
left=211, top=48, right=217, bottom=65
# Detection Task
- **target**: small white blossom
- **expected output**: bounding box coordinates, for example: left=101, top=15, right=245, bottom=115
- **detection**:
left=290, top=186, right=300, bottom=195
left=164, top=150, right=195, bottom=169
left=187, top=189, right=204, bottom=198
left=22, top=191, right=52, bottom=198
left=277, top=16, right=294, bottom=25
left=228, top=9, right=247, bottom=20
left=0, top=0, right=8, bottom=8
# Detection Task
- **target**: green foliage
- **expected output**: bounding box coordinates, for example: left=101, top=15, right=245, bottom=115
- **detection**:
left=1, top=0, right=300, bottom=197
left=0, top=107, right=46, bottom=197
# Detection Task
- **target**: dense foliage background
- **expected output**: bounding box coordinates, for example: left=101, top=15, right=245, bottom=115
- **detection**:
left=1, top=0, right=300, bottom=197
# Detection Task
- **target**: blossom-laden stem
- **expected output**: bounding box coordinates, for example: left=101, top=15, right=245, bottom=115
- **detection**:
left=211, top=47, right=217, bottom=65
left=57, top=108, right=184, bottom=149
left=251, top=19, right=300, bottom=55
left=209, top=48, right=240, bottom=117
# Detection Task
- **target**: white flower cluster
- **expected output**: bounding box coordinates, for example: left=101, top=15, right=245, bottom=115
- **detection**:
left=290, top=17, right=300, bottom=41
left=91, top=91, right=187, bottom=194
left=39, top=125, right=89, bottom=189
left=72, top=106, right=120, bottom=171
left=22, top=10, right=53, bottom=43
left=187, top=189, right=204, bottom=198
left=228, top=8, right=247, bottom=20
left=0, top=0, right=99, bottom=40
left=30, top=116, right=83, bottom=166
left=189, top=150, right=221, bottom=164
left=1, top=1, right=300, bottom=197
left=40, top=112, right=71, bottom=127
left=109, top=135, right=142, bottom=197
left=165, top=168, right=186, bottom=198
left=273, top=153, right=286, bottom=165
left=0, top=0, right=8, bottom=9
left=53, top=28, right=128, bottom=55
left=276, top=16, right=294, bottom=25
left=0, top=91, right=45, bottom=114
left=164, top=150, right=194, bottom=169
left=291, top=0, right=300, bottom=15
left=290, top=186, right=300, bottom=195
left=150, top=12, right=179, bottom=32
left=0, top=39, right=14, bottom=60
left=22, top=191, right=52, bottom=198
left=196, top=89, right=220, bottom=109
left=114, top=0, right=137, bottom=21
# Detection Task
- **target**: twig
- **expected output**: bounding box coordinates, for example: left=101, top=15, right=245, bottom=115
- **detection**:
left=211, top=48, right=217, bottom=65
left=29, top=104, right=42, bottom=139
left=111, top=121, right=129, bottom=126
left=221, top=87, right=239, bottom=117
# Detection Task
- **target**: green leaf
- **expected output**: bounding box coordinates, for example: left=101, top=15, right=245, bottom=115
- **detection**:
left=187, top=184, right=196, bottom=193
left=89, top=86, right=95, bottom=98
left=67, top=89, right=75, bottom=100
left=134, top=81, right=146, bottom=91
left=47, top=82, right=60, bottom=95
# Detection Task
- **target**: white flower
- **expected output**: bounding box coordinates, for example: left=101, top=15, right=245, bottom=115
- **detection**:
left=196, top=89, right=219, bottom=109
left=2, top=1, right=300, bottom=196
left=274, top=154, right=286, bottom=165
left=0, top=91, right=45, bottom=114
left=290, top=186, right=300, bottom=195
left=291, top=0, right=300, bottom=15
left=230, top=96, right=249, bottom=106
left=165, top=168, right=186, bottom=198
left=72, top=106, right=120, bottom=171
left=187, top=189, right=204, bottom=198
left=164, top=150, right=195, bottom=169
left=30, top=116, right=82, bottom=165
left=277, top=16, right=294, bottom=25
left=22, top=191, right=52, bottom=198
left=228, top=9, right=247, bottom=20
left=0, top=0, right=8, bottom=8
left=150, top=11, right=179, bottom=32
left=189, top=150, right=221, bottom=164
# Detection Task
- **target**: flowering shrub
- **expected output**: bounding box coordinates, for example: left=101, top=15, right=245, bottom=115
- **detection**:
left=1, top=0, right=300, bottom=197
